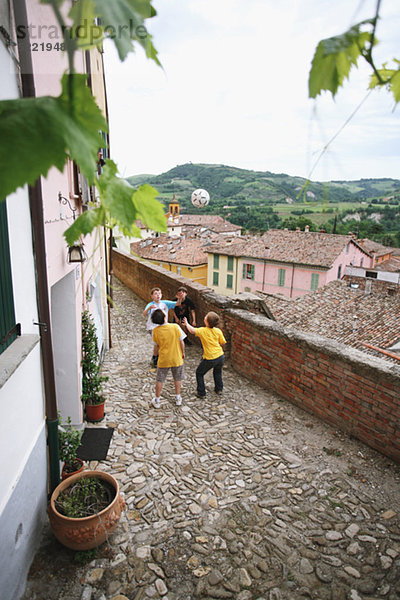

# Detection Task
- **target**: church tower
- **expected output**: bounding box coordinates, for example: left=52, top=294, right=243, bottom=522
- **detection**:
left=168, top=194, right=180, bottom=219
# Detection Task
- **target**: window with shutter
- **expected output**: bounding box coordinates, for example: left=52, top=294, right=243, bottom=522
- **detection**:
left=0, top=201, right=19, bottom=354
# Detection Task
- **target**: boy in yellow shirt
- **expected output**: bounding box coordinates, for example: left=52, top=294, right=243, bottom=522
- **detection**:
left=151, top=309, right=186, bottom=408
left=183, top=312, right=226, bottom=398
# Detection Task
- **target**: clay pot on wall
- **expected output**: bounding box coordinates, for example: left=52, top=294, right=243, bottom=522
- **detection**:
left=48, top=470, right=125, bottom=550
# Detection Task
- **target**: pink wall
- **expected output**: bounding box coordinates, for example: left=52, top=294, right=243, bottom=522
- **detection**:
left=241, top=241, right=372, bottom=298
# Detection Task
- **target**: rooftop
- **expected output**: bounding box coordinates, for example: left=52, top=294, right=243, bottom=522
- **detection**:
left=261, top=279, right=400, bottom=362
left=208, top=229, right=371, bottom=268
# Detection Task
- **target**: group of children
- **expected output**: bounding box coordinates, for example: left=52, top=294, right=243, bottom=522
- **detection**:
left=143, top=286, right=226, bottom=409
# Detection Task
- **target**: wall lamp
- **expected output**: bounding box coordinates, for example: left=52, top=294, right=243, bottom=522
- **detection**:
left=59, top=192, right=86, bottom=263
left=67, top=244, right=87, bottom=263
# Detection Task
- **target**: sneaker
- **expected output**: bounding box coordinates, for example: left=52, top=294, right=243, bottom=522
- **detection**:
left=196, top=393, right=206, bottom=399
left=176, top=396, right=182, bottom=406
left=151, top=398, right=161, bottom=409
left=215, top=390, right=223, bottom=395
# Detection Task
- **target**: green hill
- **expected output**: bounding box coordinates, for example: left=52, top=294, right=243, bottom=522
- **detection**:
left=127, top=163, right=400, bottom=242
left=127, top=163, right=400, bottom=206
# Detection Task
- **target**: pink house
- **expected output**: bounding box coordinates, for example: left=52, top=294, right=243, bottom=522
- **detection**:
left=1, top=2, right=110, bottom=596
left=240, top=230, right=372, bottom=298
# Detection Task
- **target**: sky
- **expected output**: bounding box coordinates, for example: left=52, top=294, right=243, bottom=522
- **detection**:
left=103, top=0, right=399, bottom=183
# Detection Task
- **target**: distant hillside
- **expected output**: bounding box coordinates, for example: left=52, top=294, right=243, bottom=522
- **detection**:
left=127, top=163, right=400, bottom=244
left=127, top=163, right=400, bottom=208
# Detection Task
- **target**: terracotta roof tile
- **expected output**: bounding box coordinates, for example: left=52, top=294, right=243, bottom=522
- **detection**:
left=261, top=279, right=400, bottom=363
left=207, top=230, right=370, bottom=268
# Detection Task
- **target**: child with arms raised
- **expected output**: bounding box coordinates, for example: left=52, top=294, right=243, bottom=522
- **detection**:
left=183, top=311, right=226, bottom=398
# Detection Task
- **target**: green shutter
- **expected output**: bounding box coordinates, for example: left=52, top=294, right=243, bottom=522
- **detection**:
left=227, top=256, right=234, bottom=271
left=311, top=273, right=319, bottom=290
left=213, top=254, right=219, bottom=269
left=0, top=201, right=18, bottom=354
left=250, top=264, right=255, bottom=280
left=278, top=268, right=285, bottom=286
left=213, top=271, right=219, bottom=285
left=242, top=263, right=246, bottom=278
left=227, top=274, right=233, bottom=289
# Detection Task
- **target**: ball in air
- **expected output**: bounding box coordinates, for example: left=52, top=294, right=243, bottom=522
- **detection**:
left=191, top=188, right=210, bottom=208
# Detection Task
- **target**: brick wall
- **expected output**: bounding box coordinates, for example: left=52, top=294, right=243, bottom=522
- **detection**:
left=113, top=250, right=400, bottom=463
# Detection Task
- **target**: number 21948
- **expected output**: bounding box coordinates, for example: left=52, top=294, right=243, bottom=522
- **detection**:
left=31, top=42, right=64, bottom=51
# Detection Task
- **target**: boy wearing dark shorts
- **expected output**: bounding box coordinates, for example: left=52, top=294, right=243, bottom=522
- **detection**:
left=151, top=309, right=186, bottom=408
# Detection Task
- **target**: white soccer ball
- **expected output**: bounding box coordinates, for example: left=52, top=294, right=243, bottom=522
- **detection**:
left=191, top=188, right=210, bottom=208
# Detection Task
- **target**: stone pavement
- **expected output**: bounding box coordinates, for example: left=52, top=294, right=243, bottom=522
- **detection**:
left=23, top=278, right=400, bottom=600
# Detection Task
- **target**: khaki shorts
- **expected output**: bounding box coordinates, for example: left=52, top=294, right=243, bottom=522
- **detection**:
left=156, top=365, right=185, bottom=383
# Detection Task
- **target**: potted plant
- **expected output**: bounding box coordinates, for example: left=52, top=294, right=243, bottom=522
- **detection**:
left=47, top=470, right=125, bottom=550
left=81, top=310, right=108, bottom=421
left=58, top=414, right=84, bottom=480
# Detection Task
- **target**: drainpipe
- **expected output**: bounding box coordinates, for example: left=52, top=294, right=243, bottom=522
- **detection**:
left=13, top=0, right=60, bottom=492
left=289, top=263, right=295, bottom=298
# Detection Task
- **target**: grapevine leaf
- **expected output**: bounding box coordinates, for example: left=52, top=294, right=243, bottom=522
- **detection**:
left=391, top=70, right=400, bottom=103
left=64, top=207, right=105, bottom=246
left=96, top=161, right=165, bottom=237
left=0, top=74, right=106, bottom=200
left=309, top=21, right=373, bottom=99
left=132, top=184, right=167, bottom=232
left=69, top=0, right=103, bottom=49
left=98, top=162, right=141, bottom=234
left=370, top=60, right=400, bottom=103
left=90, top=0, right=160, bottom=63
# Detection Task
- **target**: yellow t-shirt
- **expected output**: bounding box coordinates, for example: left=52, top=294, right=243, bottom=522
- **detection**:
left=152, top=323, right=185, bottom=368
left=195, top=327, right=226, bottom=360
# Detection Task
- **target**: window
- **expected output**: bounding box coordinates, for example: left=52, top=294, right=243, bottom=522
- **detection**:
left=242, top=263, right=255, bottom=280
left=278, top=268, right=285, bottom=287
left=213, top=254, right=219, bottom=269
left=366, top=271, right=378, bottom=279
left=337, top=265, right=342, bottom=279
left=310, top=273, right=319, bottom=290
left=227, top=256, right=234, bottom=271
left=177, top=267, right=181, bottom=275
left=213, top=271, right=219, bottom=285
left=0, top=201, right=18, bottom=354
left=227, top=274, right=233, bottom=289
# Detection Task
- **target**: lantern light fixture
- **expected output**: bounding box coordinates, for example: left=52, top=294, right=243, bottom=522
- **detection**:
left=67, top=244, right=87, bottom=264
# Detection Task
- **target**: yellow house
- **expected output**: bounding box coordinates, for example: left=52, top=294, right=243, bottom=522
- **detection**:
left=205, top=238, right=250, bottom=296
left=130, top=235, right=208, bottom=286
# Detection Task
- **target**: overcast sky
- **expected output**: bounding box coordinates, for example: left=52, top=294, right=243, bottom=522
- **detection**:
left=103, top=0, right=399, bottom=183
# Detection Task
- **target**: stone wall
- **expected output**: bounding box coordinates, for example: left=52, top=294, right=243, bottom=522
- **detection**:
left=113, top=250, right=400, bottom=463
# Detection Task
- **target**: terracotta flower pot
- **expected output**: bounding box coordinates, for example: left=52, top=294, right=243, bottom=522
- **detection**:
left=85, top=401, right=105, bottom=422
left=48, top=470, right=125, bottom=550
left=61, top=457, right=85, bottom=481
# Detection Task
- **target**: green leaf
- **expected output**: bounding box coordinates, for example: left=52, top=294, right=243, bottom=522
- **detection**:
left=309, top=21, right=373, bottom=99
left=0, top=74, right=106, bottom=199
left=370, top=60, right=400, bottom=103
left=69, top=0, right=103, bottom=49
left=90, top=0, right=160, bottom=63
left=132, top=184, right=167, bottom=232
left=58, top=74, right=108, bottom=179
left=64, top=207, right=105, bottom=246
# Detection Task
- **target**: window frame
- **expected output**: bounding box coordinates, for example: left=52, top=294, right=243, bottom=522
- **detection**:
left=310, top=272, right=319, bottom=290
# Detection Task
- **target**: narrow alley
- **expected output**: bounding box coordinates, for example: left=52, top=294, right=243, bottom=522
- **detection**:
left=23, top=279, right=400, bottom=600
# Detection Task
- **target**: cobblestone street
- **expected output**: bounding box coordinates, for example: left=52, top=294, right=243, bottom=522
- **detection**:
left=23, top=278, right=400, bottom=600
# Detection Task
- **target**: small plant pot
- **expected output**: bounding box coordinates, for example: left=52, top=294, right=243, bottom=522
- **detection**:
left=48, top=470, right=125, bottom=550
left=85, top=401, right=105, bottom=422
left=61, top=458, right=85, bottom=481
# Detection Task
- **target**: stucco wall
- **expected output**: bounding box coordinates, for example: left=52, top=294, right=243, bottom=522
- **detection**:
left=113, top=249, right=400, bottom=463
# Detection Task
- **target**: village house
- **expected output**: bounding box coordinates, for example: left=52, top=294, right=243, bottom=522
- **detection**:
left=0, top=2, right=110, bottom=597
left=114, top=196, right=242, bottom=253
left=206, top=229, right=373, bottom=298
